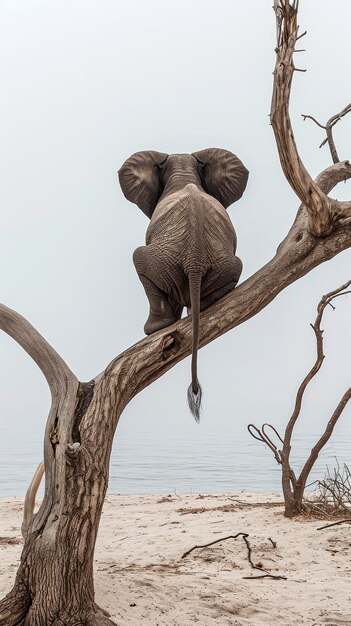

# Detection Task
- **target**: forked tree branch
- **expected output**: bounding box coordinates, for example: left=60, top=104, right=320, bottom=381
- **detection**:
left=0, top=304, right=76, bottom=394
left=271, top=1, right=351, bottom=234
left=302, top=103, right=351, bottom=163
left=247, top=423, right=297, bottom=488
left=0, top=305, right=79, bottom=536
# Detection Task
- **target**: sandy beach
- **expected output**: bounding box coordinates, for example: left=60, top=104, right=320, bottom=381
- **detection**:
left=0, top=493, right=350, bottom=625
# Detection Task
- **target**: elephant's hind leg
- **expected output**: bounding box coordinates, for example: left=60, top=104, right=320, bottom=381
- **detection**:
left=134, top=246, right=180, bottom=335
left=200, top=256, right=243, bottom=310
left=139, top=274, right=179, bottom=334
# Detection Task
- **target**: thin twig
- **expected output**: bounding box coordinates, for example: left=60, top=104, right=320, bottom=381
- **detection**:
left=242, top=534, right=267, bottom=572
left=302, top=114, right=326, bottom=130
left=302, top=102, right=351, bottom=163
left=304, top=501, right=333, bottom=518
left=243, top=574, right=287, bottom=580
left=247, top=423, right=283, bottom=465
left=181, top=533, right=285, bottom=579
left=313, top=462, right=351, bottom=514
left=181, top=533, right=247, bottom=559
left=317, top=519, right=351, bottom=531
left=296, top=29, right=307, bottom=41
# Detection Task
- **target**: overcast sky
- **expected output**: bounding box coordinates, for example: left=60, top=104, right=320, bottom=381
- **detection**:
left=1, top=0, right=351, bottom=493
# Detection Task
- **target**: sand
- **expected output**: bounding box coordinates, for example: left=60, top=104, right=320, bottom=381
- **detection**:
left=0, top=493, right=350, bottom=625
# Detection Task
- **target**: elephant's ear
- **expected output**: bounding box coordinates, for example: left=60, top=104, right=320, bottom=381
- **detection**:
left=118, top=150, right=168, bottom=218
left=192, top=148, right=249, bottom=208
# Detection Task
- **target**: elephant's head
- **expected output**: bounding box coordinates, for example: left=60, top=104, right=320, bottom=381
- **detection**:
left=118, top=148, right=249, bottom=218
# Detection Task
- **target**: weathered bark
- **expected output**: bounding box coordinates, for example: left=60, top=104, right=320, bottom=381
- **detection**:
left=271, top=1, right=351, bottom=234
left=0, top=371, right=115, bottom=625
left=0, top=1, right=351, bottom=623
left=283, top=388, right=351, bottom=517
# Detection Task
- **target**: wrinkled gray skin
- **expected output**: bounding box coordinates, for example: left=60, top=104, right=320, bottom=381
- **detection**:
left=118, top=148, right=249, bottom=420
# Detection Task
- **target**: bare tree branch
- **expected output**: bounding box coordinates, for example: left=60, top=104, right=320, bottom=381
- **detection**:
left=271, top=1, right=334, bottom=236
left=0, top=304, right=76, bottom=394
left=248, top=280, right=351, bottom=517
left=282, top=281, right=351, bottom=510
left=271, top=3, right=351, bottom=234
left=315, top=161, right=351, bottom=195
left=181, top=533, right=285, bottom=579
left=247, top=423, right=297, bottom=488
left=297, top=385, right=351, bottom=496
left=247, top=423, right=284, bottom=465
left=302, top=115, right=326, bottom=130
left=181, top=533, right=247, bottom=559
left=0, top=304, right=79, bottom=538
left=302, top=103, right=351, bottom=163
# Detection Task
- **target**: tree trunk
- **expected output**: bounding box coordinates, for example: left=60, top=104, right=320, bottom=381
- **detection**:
left=283, top=485, right=305, bottom=518
left=0, top=379, right=119, bottom=626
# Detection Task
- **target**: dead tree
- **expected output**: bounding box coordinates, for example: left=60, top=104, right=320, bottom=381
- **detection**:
left=248, top=281, right=351, bottom=518
left=1, top=1, right=351, bottom=624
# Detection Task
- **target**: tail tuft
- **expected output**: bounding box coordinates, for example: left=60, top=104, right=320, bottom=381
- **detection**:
left=187, top=383, right=202, bottom=422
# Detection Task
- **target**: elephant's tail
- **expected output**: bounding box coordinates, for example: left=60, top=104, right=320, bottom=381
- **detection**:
left=187, top=270, right=202, bottom=422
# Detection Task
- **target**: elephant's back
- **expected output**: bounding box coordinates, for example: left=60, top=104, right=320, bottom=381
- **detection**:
left=145, top=185, right=238, bottom=305
left=147, top=184, right=236, bottom=253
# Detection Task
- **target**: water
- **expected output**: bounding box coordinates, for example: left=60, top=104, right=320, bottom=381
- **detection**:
left=0, top=419, right=350, bottom=498
left=108, top=427, right=351, bottom=495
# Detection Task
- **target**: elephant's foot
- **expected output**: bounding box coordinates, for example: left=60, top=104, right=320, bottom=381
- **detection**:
left=144, top=312, right=177, bottom=335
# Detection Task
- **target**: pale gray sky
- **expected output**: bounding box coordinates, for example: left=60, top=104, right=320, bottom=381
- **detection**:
left=1, top=1, right=351, bottom=494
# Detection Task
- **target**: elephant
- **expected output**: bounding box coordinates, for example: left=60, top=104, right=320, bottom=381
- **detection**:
left=118, top=148, right=249, bottom=420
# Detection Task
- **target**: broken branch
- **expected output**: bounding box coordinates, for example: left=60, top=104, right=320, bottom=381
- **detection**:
left=181, top=533, right=248, bottom=559
left=181, top=533, right=284, bottom=579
